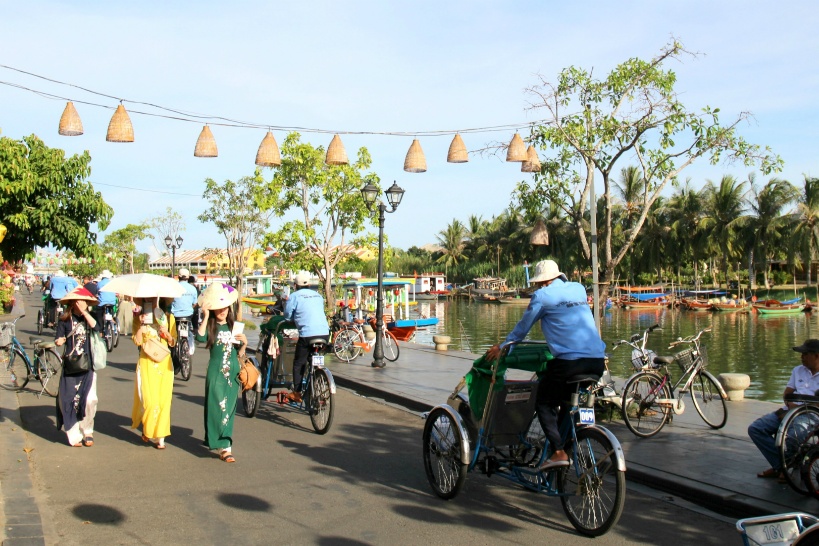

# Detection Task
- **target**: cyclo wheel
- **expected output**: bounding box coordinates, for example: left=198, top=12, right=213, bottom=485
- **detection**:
left=178, top=338, right=192, bottom=381
left=38, top=349, right=62, bottom=397
left=690, top=370, right=727, bottom=429
left=800, top=445, right=819, bottom=501
left=621, top=372, right=671, bottom=438
left=333, top=328, right=361, bottom=362
left=105, top=321, right=114, bottom=352
left=0, top=346, right=30, bottom=391
left=37, top=310, right=43, bottom=335
left=559, top=427, right=626, bottom=537
left=308, top=367, right=334, bottom=434
left=422, top=407, right=468, bottom=500
left=779, top=405, right=819, bottom=495
left=382, top=330, right=400, bottom=362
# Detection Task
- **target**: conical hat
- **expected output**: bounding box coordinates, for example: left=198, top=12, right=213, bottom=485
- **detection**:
left=197, top=282, right=238, bottom=310
left=61, top=286, right=99, bottom=304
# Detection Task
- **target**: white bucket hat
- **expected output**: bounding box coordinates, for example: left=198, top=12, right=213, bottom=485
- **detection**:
left=528, top=260, right=567, bottom=284
left=99, top=269, right=113, bottom=279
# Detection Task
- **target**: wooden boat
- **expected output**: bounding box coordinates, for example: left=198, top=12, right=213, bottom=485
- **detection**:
left=242, top=295, right=278, bottom=312
left=754, top=301, right=806, bottom=315
left=387, top=317, right=440, bottom=341
left=496, top=296, right=531, bottom=306
left=410, top=273, right=450, bottom=300
left=681, top=299, right=713, bottom=311
left=615, top=285, right=671, bottom=309
left=711, top=301, right=751, bottom=313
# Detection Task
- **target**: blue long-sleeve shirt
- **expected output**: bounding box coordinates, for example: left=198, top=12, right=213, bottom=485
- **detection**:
left=96, top=277, right=117, bottom=306
left=505, top=278, right=606, bottom=360
left=171, top=281, right=198, bottom=317
left=49, top=276, right=78, bottom=300
left=284, top=288, right=330, bottom=338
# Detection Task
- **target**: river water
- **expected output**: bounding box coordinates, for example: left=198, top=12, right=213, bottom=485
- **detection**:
left=407, top=299, right=818, bottom=403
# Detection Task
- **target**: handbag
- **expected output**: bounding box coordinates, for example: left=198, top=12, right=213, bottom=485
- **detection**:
left=237, top=355, right=260, bottom=392
left=90, top=330, right=107, bottom=370
left=143, top=337, right=171, bottom=362
left=62, top=351, right=91, bottom=376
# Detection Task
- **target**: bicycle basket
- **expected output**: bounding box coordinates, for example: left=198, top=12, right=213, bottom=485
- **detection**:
left=674, top=348, right=695, bottom=372
left=0, top=322, right=13, bottom=347
left=631, top=348, right=656, bottom=370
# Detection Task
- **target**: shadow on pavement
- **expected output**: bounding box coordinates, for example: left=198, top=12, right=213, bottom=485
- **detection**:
left=71, top=503, right=126, bottom=525
left=217, top=493, right=272, bottom=512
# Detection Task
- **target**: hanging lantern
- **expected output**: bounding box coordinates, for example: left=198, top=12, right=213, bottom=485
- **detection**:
left=530, top=218, right=549, bottom=246
left=255, top=131, right=281, bottom=167
left=393, top=289, right=400, bottom=296
left=446, top=134, right=468, bottom=163
left=106, top=104, right=134, bottom=142
left=521, top=145, right=542, bottom=172
left=58, top=101, right=83, bottom=136
left=194, top=125, right=218, bottom=157
left=325, top=134, right=349, bottom=165
left=368, top=289, right=374, bottom=296
left=506, top=133, right=527, bottom=162
left=403, top=139, right=427, bottom=173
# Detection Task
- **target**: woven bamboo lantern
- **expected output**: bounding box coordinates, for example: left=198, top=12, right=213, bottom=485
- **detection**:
left=325, top=134, right=348, bottom=165
left=530, top=218, right=549, bottom=245
left=404, top=139, right=427, bottom=173
left=521, top=145, right=542, bottom=172
left=58, top=101, right=83, bottom=136
left=506, top=133, right=527, bottom=162
left=194, top=125, right=218, bottom=157
left=447, top=133, right=468, bottom=163
left=106, top=104, right=134, bottom=142
left=255, top=131, right=281, bottom=167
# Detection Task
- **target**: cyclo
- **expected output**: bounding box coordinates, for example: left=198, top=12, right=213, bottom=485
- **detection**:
left=422, top=340, right=626, bottom=537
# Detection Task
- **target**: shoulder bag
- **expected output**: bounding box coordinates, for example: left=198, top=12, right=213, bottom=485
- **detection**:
left=237, top=355, right=260, bottom=392
left=143, top=337, right=171, bottom=362
left=90, top=330, right=107, bottom=370
left=61, top=317, right=91, bottom=376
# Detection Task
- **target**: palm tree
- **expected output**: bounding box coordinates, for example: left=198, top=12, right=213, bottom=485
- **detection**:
left=790, top=176, right=819, bottom=287
left=736, top=174, right=797, bottom=288
left=435, top=219, right=467, bottom=271
left=665, top=180, right=706, bottom=287
left=701, top=175, right=748, bottom=287
left=614, top=166, right=645, bottom=284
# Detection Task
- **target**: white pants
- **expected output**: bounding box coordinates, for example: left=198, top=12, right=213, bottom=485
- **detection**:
left=65, top=372, right=98, bottom=446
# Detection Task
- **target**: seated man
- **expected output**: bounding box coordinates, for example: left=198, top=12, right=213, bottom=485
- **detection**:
left=95, top=269, right=117, bottom=326
left=283, top=271, right=329, bottom=403
left=486, top=260, right=606, bottom=471
left=749, top=339, right=819, bottom=480
left=170, top=268, right=199, bottom=355
left=47, top=270, right=78, bottom=326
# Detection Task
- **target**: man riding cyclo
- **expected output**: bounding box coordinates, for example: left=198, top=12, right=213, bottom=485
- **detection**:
left=170, top=268, right=199, bottom=356
left=95, top=269, right=118, bottom=327
left=486, top=259, right=606, bottom=471
left=46, top=270, right=79, bottom=327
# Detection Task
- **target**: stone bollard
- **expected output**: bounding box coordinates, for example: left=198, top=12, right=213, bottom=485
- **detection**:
left=363, top=324, right=376, bottom=341
left=433, top=335, right=451, bottom=351
left=718, top=373, right=751, bottom=401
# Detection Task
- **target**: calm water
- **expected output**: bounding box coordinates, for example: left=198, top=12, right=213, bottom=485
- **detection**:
left=407, top=299, right=819, bottom=403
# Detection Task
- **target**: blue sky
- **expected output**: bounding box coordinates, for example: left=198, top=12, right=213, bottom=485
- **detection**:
left=1, top=1, right=818, bottom=257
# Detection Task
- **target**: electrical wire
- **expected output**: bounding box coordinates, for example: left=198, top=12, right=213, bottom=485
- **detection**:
left=92, top=181, right=201, bottom=197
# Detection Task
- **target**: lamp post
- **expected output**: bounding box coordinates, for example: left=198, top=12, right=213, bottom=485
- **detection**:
left=164, top=234, right=183, bottom=277
left=361, top=181, right=405, bottom=368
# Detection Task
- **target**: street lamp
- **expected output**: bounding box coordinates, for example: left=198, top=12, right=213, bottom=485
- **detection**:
left=164, top=234, right=183, bottom=277
left=361, top=181, right=405, bottom=368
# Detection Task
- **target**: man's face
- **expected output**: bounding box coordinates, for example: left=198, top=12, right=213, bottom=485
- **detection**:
left=801, top=352, right=819, bottom=372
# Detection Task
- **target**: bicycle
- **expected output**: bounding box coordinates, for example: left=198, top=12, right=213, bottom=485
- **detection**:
left=620, top=327, right=728, bottom=438
left=332, top=318, right=399, bottom=362
left=0, top=315, right=62, bottom=397
left=773, top=393, right=819, bottom=496
left=172, top=316, right=193, bottom=381
left=99, top=303, right=120, bottom=352
left=37, top=292, right=63, bottom=335
left=244, top=319, right=336, bottom=434
left=422, top=340, right=626, bottom=537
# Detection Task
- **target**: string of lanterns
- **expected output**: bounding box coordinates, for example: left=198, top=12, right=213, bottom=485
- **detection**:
left=15, top=61, right=545, bottom=173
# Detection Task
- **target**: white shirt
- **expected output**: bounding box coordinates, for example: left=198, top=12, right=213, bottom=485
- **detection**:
left=786, top=364, right=819, bottom=398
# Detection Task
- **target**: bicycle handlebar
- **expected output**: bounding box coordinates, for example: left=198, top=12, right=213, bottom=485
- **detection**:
left=613, top=324, right=661, bottom=350
left=668, top=327, right=712, bottom=348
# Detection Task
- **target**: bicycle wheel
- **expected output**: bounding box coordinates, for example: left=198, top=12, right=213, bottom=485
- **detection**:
left=422, top=407, right=468, bottom=500
left=38, top=349, right=62, bottom=397
left=37, top=310, right=43, bottom=335
left=800, top=445, right=819, bottom=501
left=559, top=427, right=626, bottom=537
left=0, top=346, right=30, bottom=391
left=690, top=370, right=727, bottom=429
left=333, top=328, right=361, bottom=362
left=113, top=321, right=120, bottom=348
left=104, top=321, right=114, bottom=352
left=779, top=405, right=819, bottom=495
left=178, top=338, right=192, bottom=381
left=242, top=378, right=260, bottom=418
left=621, top=372, right=671, bottom=438
left=382, top=330, right=400, bottom=362
left=308, top=367, right=335, bottom=434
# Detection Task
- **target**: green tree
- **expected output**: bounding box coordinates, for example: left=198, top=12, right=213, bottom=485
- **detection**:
left=0, top=134, right=113, bottom=261
left=790, top=176, right=819, bottom=288
left=701, top=175, right=748, bottom=286
left=261, top=132, right=380, bottom=306
left=514, top=39, right=782, bottom=300
left=101, top=223, right=151, bottom=274
left=435, top=219, right=467, bottom=272
left=199, top=174, right=274, bottom=319
left=665, top=180, right=707, bottom=287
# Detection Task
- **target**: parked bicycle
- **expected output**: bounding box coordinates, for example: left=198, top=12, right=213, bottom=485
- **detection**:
left=99, top=303, right=120, bottom=352
left=173, top=316, right=193, bottom=381
left=0, top=315, right=62, bottom=397
left=620, top=327, right=728, bottom=438
left=332, top=317, right=399, bottom=362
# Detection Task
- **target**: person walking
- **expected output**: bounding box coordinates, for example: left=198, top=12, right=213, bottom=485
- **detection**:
left=485, top=260, right=606, bottom=471
left=283, top=271, right=329, bottom=403
left=131, top=297, right=177, bottom=449
left=54, top=286, right=101, bottom=447
left=195, top=282, right=247, bottom=463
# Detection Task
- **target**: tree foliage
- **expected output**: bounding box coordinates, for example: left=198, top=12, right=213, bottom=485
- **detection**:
left=101, top=223, right=151, bottom=274
left=147, top=207, right=185, bottom=257
left=0, top=134, right=113, bottom=261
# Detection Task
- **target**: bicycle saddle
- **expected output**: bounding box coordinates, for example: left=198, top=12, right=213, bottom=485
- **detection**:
left=308, top=338, right=328, bottom=346
left=30, top=337, right=55, bottom=349
left=653, top=355, right=675, bottom=365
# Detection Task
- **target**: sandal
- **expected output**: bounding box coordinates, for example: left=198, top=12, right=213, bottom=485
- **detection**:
left=71, top=442, right=83, bottom=447
left=220, top=451, right=236, bottom=463
left=286, top=391, right=303, bottom=404
left=141, top=434, right=151, bottom=444
left=155, top=443, right=166, bottom=450
left=276, top=391, right=288, bottom=405
left=757, top=468, right=782, bottom=479
left=82, top=436, right=94, bottom=447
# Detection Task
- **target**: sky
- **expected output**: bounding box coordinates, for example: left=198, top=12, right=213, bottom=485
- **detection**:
left=1, top=1, right=818, bottom=258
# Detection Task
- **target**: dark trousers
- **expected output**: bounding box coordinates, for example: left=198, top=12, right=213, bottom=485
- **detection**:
left=536, top=357, right=605, bottom=451
left=292, top=335, right=327, bottom=392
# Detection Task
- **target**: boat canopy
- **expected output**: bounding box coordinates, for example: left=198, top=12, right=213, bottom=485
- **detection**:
left=619, top=285, right=665, bottom=293
left=682, top=289, right=726, bottom=296
left=628, top=292, right=668, bottom=301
